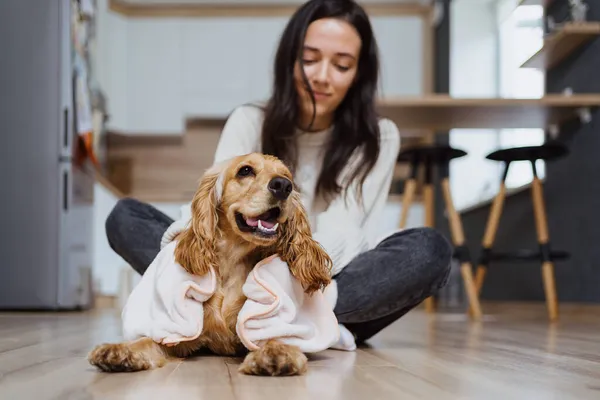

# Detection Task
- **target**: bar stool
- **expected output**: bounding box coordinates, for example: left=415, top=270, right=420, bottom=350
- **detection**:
left=397, top=145, right=482, bottom=320
left=475, top=142, right=569, bottom=321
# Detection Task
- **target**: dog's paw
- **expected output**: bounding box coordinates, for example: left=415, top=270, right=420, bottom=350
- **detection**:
left=88, top=342, right=159, bottom=373
left=238, top=340, right=307, bottom=376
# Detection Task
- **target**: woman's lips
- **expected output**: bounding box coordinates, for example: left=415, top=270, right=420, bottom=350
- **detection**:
left=312, top=91, right=331, bottom=100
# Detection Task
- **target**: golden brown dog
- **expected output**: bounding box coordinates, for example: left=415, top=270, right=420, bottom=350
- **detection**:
left=88, top=153, right=332, bottom=376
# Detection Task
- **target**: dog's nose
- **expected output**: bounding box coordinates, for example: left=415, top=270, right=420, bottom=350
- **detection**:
left=268, top=177, right=293, bottom=200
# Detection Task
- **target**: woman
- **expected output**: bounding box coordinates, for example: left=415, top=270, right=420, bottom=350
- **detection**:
left=106, top=0, right=452, bottom=345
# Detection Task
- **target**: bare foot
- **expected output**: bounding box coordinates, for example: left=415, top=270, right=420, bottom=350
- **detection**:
left=88, top=337, right=167, bottom=373
left=238, top=340, right=307, bottom=376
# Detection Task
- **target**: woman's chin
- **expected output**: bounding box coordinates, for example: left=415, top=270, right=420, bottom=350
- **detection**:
left=300, top=105, right=334, bottom=128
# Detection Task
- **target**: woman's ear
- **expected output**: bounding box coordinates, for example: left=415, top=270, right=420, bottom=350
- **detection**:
left=174, top=163, right=225, bottom=276
left=277, top=192, right=332, bottom=294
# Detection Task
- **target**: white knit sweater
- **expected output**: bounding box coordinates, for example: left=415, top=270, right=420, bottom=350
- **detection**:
left=161, top=104, right=401, bottom=277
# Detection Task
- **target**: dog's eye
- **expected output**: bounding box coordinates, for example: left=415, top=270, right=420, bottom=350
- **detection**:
left=236, top=165, right=254, bottom=177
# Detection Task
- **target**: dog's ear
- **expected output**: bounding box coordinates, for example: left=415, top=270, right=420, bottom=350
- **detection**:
left=277, top=191, right=332, bottom=294
left=174, top=163, right=225, bottom=276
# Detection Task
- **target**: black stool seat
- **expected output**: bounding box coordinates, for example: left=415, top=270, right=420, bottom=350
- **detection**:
left=486, top=143, right=568, bottom=163
left=397, top=145, right=467, bottom=164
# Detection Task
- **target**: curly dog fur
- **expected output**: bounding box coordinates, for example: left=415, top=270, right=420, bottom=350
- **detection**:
left=88, top=153, right=332, bottom=376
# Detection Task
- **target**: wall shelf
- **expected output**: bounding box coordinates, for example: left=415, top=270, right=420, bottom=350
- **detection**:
left=518, top=0, right=555, bottom=7
left=103, top=94, right=600, bottom=202
left=520, top=22, right=600, bottom=70
left=376, top=94, right=600, bottom=130
left=109, top=0, right=432, bottom=17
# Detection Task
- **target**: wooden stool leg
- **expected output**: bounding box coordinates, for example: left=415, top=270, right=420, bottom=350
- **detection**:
left=475, top=184, right=506, bottom=292
left=441, top=178, right=482, bottom=320
left=475, top=163, right=510, bottom=294
left=469, top=181, right=506, bottom=316
left=423, top=180, right=436, bottom=313
left=399, top=179, right=417, bottom=229
left=399, top=158, right=420, bottom=229
left=531, top=172, right=559, bottom=321
left=424, top=184, right=435, bottom=228
left=421, top=161, right=436, bottom=313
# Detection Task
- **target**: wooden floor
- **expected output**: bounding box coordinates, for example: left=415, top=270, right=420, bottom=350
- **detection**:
left=0, top=302, right=599, bottom=399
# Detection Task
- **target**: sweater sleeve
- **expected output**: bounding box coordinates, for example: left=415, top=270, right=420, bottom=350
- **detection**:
left=160, top=105, right=262, bottom=249
left=312, top=119, right=401, bottom=276
left=213, top=105, right=263, bottom=163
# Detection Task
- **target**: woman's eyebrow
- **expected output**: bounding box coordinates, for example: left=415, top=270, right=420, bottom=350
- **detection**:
left=303, top=45, right=356, bottom=60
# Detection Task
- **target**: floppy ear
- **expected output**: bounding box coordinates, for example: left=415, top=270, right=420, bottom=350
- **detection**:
left=174, top=164, right=225, bottom=277
left=277, top=191, right=332, bottom=294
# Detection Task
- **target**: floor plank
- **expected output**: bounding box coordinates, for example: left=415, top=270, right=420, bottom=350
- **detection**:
left=0, top=303, right=599, bottom=399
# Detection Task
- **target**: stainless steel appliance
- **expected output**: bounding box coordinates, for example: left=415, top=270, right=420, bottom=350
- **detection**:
left=0, top=0, right=94, bottom=309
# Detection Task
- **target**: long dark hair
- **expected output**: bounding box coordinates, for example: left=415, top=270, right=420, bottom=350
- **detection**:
left=260, top=0, right=381, bottom=202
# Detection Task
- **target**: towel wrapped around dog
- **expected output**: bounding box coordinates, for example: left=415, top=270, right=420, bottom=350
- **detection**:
left=121, top=240, right=215, bottom=346
left=121, top=240, right=352, bottom=352
left=236, top=255, right=340, bottom=352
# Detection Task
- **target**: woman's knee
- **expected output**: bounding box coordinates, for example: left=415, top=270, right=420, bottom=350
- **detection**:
left=420, top=227, right=453, bottom=284
left=105, top=198, right=140, bottom=245
left=388, top=227, right=453, bottom=288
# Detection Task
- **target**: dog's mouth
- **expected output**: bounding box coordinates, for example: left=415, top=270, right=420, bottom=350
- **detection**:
left=235, top=207, right=282, bottom=238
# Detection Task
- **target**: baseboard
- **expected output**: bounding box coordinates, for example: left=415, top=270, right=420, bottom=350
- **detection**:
left=94, top=295, right=118, bottom=309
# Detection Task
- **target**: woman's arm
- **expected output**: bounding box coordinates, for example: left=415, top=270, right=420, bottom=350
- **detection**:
left=212, top=105, right=263, bottom=163
left=312, top=118, right=401, bottom=276
left=160, top=105, right=263, bottom=249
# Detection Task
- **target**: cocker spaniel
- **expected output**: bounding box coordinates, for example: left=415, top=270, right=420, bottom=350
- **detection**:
left=88, top=153, right=333, bottom=376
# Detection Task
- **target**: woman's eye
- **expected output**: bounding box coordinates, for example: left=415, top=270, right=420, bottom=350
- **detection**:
left=237, top=166, right=254, bottom=177
left=336, top=65, right=351, bottom=72
left=302, top=59, right=316, bottom=65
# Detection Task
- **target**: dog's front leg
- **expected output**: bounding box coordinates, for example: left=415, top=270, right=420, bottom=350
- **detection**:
left=88, top=337, right=168, bottom=372
left=238, top=339, right=307, bottom=376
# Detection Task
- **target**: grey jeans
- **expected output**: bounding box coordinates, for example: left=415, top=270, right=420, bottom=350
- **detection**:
left=106, top=198, right=453, bottom=344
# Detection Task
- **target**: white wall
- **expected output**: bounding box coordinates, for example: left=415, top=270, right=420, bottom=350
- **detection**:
left=95, top=0, right=129, bottom=131
left=497, top=3, right=546, bottom=187
left=449, top=0, right=502, bottom=211
left=92, top=184, right=123, bottom=295
left=95, top=3, right=425, bottom=134
left=92, top=182, right=185, bottom=295
left=449, top=0, right=546, bottom=212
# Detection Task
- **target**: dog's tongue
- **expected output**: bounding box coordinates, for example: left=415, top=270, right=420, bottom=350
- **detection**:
left=259, top=220, right=276, bottom=229
left=245, top=211, right=276, bottom=229
left=245, top=217, right=259, bottom=227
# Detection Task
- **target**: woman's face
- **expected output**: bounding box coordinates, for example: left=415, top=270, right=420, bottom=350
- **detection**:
left=294, top=17, right=362, bottom=130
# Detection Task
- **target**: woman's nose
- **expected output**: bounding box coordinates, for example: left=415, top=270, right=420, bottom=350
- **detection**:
left=313, top=62, right=330, bottom=84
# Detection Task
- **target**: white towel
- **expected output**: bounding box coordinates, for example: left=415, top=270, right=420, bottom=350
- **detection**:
left=121, top=240, right=216, bottom=346
left=121, top=241, right=355, bottom=352
left=236, top=255, right=340, bottom=353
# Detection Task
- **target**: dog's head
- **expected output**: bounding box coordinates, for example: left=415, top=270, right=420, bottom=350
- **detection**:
left=175, top=153, right=332, bottom=293
left=218, top=153, right=295, bottom=246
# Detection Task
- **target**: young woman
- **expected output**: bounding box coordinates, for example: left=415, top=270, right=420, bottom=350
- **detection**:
left=106, top=0, right=452, bottom=345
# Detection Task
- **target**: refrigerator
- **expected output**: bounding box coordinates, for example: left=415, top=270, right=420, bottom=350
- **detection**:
left=0, top=0, right=95, bottom=310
